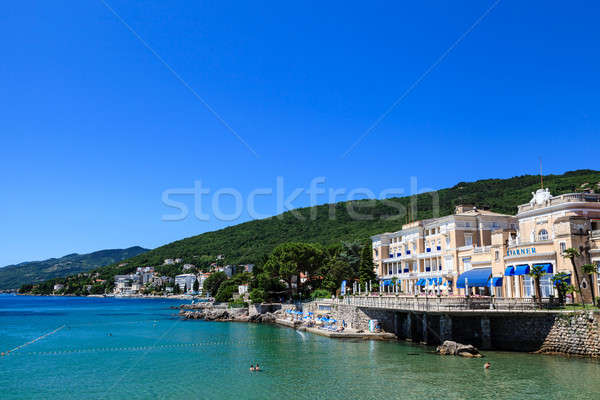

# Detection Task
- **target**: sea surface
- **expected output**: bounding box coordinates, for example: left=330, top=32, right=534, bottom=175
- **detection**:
left=0, top=295, right=598, bottom=399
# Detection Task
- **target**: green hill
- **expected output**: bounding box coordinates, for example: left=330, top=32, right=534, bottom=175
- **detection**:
left=20, top=169, right=600, bottom=291
left=0, top=246, right=148, bottom=290
left=94, top=169, right=599, bottom=276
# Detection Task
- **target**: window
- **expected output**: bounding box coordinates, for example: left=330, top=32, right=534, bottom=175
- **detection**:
left=446, top=236, right=450, bottom=247
left=540, top=275, right=553, bottom=297
left=465, top=234, right=473, bottom=247
left=538, top=229, right=549, bottom=241
left=462, top=257, right=472, bottom=271
left=560, top=242, right=566, bottom=254
left=494, top=250, right=499, bottom=261
left=524, top=276, right=533, bottom=297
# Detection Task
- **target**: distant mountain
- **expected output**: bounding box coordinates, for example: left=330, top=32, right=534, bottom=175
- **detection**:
left=0, top=246, right=149, bottom=290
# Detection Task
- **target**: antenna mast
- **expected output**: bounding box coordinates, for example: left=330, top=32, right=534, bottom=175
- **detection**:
left=539, top=157, right=544, bottom=189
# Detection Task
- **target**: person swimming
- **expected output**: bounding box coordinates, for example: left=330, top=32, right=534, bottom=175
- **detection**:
left=484, top=362, right=491, bottom=369
left=250, top=364, right=255, bottom=372
left=254, top=364, right=261, bottom=371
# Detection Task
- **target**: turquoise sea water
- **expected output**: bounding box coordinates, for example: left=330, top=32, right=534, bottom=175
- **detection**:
left=0, top=295, right=599, bottom=400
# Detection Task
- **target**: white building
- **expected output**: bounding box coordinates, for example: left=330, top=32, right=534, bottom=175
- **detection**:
left=175, top=274, right=197, bottom=293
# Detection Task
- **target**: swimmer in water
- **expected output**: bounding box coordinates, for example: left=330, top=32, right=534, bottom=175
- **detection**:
left=484, top=362, right=491, bottom=369
left=255, top=364, right=261, bottom=371
left=250, top=364, right=255, bottom=372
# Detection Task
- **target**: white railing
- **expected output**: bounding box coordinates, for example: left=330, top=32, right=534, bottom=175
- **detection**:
left=339, top=295, right=562, bottom=312
left=473, top=246, right=491, bottom=254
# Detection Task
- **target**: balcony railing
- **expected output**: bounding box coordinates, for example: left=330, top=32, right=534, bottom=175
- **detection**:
left=473, top=246, right=491, bottom=254
left=518, top=192, right=600, bottom=213
left=338, top=295, right=563, bottom=312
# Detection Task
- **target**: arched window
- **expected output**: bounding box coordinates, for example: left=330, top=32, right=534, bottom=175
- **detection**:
left=538, top=229, right=549, bottom=241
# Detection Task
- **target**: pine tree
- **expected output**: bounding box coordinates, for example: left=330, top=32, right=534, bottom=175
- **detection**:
left=358, top=243, right=376, bottom=285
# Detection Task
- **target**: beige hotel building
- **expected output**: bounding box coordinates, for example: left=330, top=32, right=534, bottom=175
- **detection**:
left=371, top=189, right=600, bottom=302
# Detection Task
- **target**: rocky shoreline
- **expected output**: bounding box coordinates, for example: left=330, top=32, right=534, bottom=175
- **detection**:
left=177, top=302, right=283, bottom=324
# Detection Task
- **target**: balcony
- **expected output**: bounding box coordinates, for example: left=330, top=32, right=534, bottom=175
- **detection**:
left=473, top=246, right=491, bottom=254
left=592, top=230, right=600, bottom=239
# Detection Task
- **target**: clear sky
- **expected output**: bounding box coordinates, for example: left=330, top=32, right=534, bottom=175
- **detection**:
left=1, top=1, right=599, bottom=266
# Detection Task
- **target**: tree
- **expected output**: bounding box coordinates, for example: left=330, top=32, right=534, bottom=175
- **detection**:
left=215, top=281, right=237, bottom=302
left=551, top=272, right=571, bottom=304
left=264, top=242, right=324, bottom=298
left=321, top=256, right=350, bottom=294
left=358, top=243, right=377, bottom=285
left=203, top=272, right=227, bottom=296
left=528, top=265, right=545, bottom=306
left=339, top=241, right=362, bottom=279
left=562, top=248, right=585, bottom=304
left=193, top=278, right=200, bottom=293
left=582, top=263, right=597, bottom=306
left=249, top=288, right=265, bottom=304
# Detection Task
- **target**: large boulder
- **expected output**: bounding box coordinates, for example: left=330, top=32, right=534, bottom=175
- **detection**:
left=436, top=340, right=483, bottom=358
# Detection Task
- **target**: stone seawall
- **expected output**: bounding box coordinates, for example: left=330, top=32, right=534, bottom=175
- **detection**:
left=537, top=311, right=600, bottom=357
left=302, top=300, right=600, bottom=357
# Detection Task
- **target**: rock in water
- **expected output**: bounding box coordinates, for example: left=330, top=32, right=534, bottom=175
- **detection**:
left=436, top=340, right=483, bottom=358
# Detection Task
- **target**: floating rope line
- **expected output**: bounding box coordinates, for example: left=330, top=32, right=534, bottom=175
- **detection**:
left=8, top=338, right=296, bottom=358
left=1, top=325, right=66, bottom=356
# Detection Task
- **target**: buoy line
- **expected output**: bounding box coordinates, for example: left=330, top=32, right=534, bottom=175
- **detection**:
left=1, top=325, right=66, bottom=357
left=8, top=338, right=296, bottom=358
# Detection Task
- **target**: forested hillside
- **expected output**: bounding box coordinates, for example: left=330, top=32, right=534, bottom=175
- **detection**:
left=0, top=246, right=148, bottom=290
left=93, top=169, right=599, bottom=275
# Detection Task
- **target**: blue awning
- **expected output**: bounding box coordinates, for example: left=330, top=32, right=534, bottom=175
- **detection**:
left=514, top=264, right=530, bottom=275
left=383, top=279, right=392, bottom=286
left=488, top=277, right=503, bottom=287
left=456, top=268, right=492, bottom=289
left=403, top=268, right=409, bottom=273
left=533, top=263, right=553, bottom=273
left=416, top=279, right=425, bottom=286
left=504, top=266, right=514, bottom=276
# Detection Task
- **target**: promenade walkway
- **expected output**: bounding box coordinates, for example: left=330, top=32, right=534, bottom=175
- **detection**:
left=336, top=295, right=565, bottom=313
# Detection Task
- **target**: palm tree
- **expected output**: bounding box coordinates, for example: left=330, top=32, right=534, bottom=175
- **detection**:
left=528, top=265, right=545, bottom=307
left=551, top=272, right=571, bottom=305
left=582, top=263, right=597, bottom=307
left=562, top=248, right=584, bottom=305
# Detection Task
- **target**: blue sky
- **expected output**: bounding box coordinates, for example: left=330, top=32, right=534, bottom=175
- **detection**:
left=1, top=1, right=599, bottom=266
